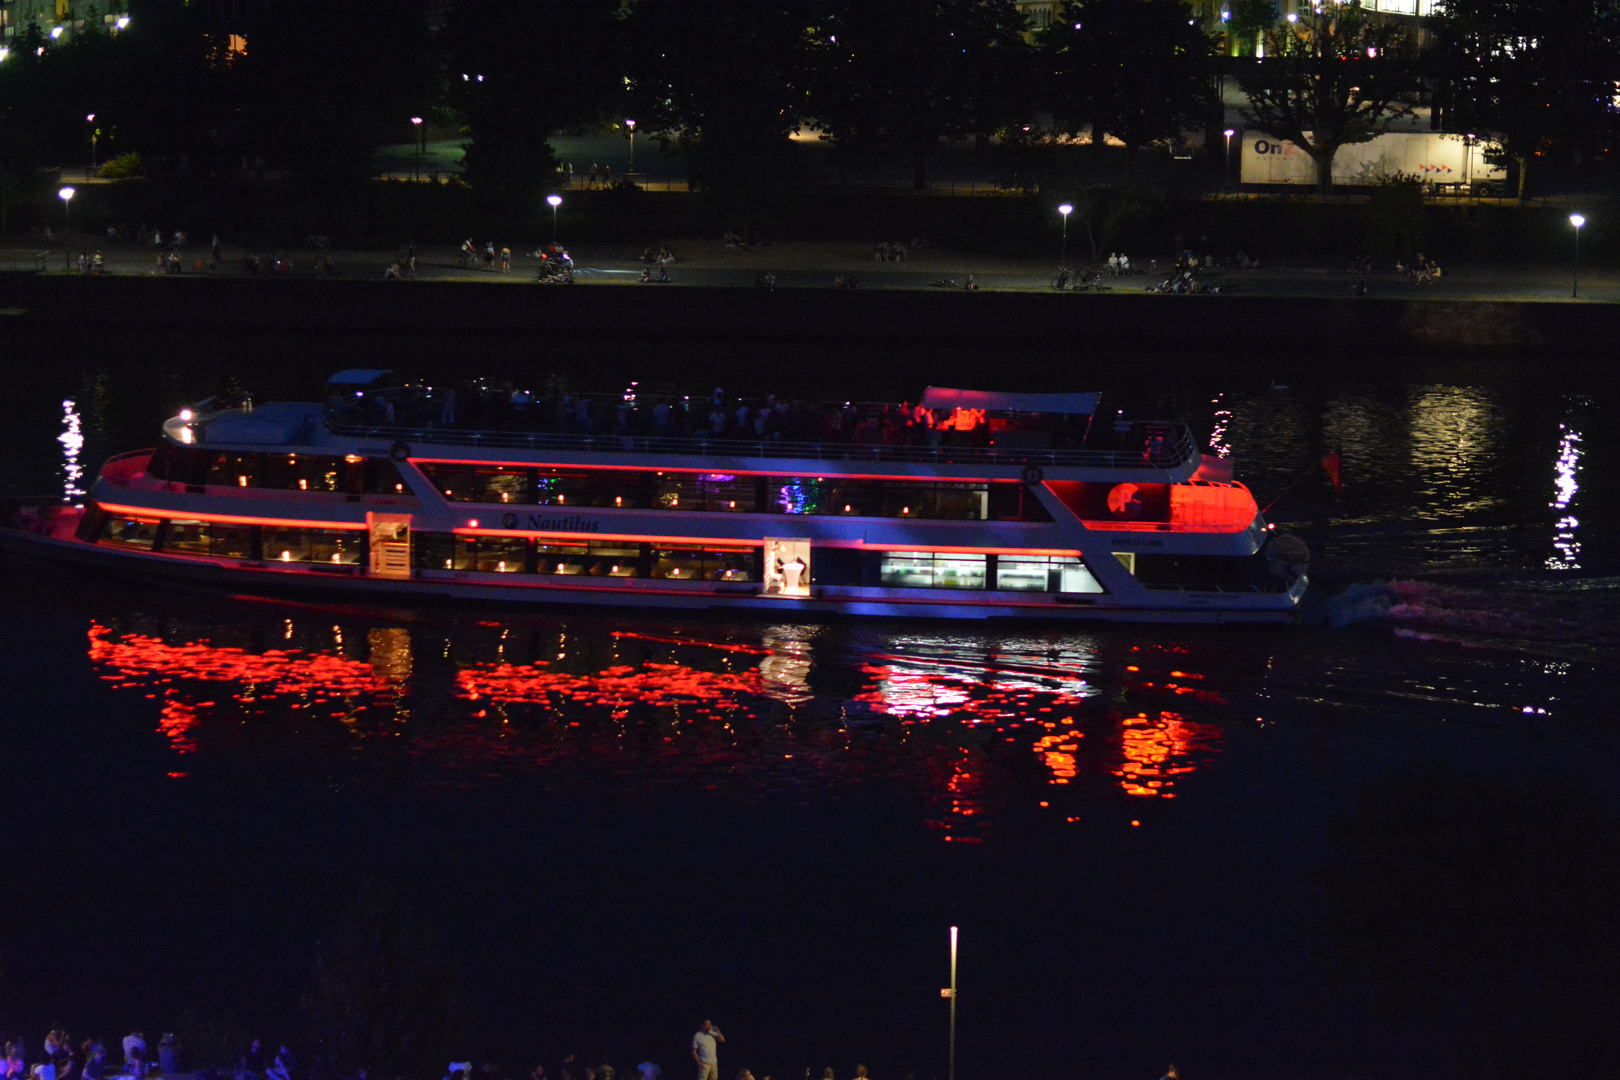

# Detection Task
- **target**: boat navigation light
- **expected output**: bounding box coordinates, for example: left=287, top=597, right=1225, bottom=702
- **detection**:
left=468, top=519, right=479, bottom=528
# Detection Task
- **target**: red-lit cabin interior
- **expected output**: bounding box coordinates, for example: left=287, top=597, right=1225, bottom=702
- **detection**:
left=1045, top=480, right=1257, bottom=532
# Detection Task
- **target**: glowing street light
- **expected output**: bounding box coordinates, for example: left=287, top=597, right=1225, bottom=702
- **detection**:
left=547, top=193, right=562, bottom=244
left=1569, top=212, right=1586, bottom=298
left=626, top=118, right=636, bottom=173
left=410, top=116, right=424, bottom=181
left=945, top=926, right=959, bottom=1080
left=115, top=16, right=130, bottom=30
left=87, top=114, right=98, bottom=172
left=1057, top=203, right=1073, bottom=266
left=1224, top=127, right=1235, bottom=184
left=58, top=186, right=75, bottom=267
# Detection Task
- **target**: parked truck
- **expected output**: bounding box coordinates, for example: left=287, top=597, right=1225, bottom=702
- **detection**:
left=1240, top=130, right=1508, bottom=195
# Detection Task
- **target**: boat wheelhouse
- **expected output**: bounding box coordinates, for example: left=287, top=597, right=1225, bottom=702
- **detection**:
left=3, top=372, right=1309, bottom=623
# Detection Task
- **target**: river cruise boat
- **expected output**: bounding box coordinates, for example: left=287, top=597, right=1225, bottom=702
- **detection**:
left=2, top=372, right=1309, bottom=623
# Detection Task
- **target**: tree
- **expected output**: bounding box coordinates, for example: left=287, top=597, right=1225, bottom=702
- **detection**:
left=624, top=0, right=815, bottom=231
left=1432, top=0, right=1620, bottom=201
left=238, top=3, right=438, bottom=225
left=1040, top=0, right=1216, bottom=176
left=304, top=883, right=467, bottom=1079
left=443, top=0, right=622, bottom=215
left=1236, top=0, right=1419, bottom=193
left=811, top=0, right=1031, bottom=190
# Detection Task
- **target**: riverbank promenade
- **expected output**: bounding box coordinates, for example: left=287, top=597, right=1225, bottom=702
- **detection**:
left=5, top=234, right=1615, bottom=304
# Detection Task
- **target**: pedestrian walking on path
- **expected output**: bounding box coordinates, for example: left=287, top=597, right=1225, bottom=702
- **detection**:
left=690, top=1021, right=724, bottom=1080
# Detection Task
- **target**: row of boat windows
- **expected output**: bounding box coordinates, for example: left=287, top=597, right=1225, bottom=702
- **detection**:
left=410, top=535, right=1102, bottom=591
left=87, top=513, right=362, bottom=565
left=147, top=444, right=408, bottom=495
left=416, top=464, right=1051, bottom=521
left=81, top=511, right=1103, bottom=592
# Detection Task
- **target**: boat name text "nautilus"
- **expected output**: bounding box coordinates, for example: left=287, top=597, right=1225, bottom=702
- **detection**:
left=513, top=513, right=601, bottom=533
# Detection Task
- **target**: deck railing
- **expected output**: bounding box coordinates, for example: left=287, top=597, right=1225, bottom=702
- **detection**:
left=322, top=417, right=1199, bottom=472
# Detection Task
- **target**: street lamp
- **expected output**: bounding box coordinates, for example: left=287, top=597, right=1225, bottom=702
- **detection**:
left=58, top=186, right=75, bottom=267
left=1569, top=212, right=1586, bottom=298
left=410, top=116, right=423, bottom=182
left=626, top=119, right=636, bottom=173
left=87, top=113, right=98, bottom=174
left=547, top=194, right=562, bottom=245
left=1223, top=127, right=1235, bottom=185
left=1057, top=203, right=1072, bottom=266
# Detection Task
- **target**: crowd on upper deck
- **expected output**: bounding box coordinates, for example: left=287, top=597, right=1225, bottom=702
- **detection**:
left=326, top=384, right=1113, bottom=453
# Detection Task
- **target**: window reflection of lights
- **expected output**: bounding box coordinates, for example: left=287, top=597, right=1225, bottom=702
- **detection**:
left=1546, top=423, right=1581, bottom=570
left=59, top=399, right=85, bottom=502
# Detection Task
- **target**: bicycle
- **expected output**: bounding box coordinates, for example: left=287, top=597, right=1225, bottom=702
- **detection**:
left=1051, top=267, right=1073, bottom=290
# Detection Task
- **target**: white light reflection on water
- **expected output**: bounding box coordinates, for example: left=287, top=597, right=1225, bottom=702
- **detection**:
left=1207, top=393, right=1232, bottom=458
left=58, top=398, right=85, bottom=502
left=1546, top=423, right=1582, bottom=570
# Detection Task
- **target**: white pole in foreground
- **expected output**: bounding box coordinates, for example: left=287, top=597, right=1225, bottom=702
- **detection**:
left=948, top=926, right=958, bottom=1080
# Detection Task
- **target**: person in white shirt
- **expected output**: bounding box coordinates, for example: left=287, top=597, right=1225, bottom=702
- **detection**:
left=690, top=1021, right=724, bottom=1080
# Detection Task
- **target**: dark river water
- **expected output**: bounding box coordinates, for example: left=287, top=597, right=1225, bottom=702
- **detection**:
left=1, top=330, right=1617, bottom=1080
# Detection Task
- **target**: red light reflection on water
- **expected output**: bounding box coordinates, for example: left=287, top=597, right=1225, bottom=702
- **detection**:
left=1114, top=710, right=1219, bottom=797
left=456, top=662, right=765, bottom=714
left=88, top=621, right=399, bottom=751
left=86, top=617, right=1230, bottom=832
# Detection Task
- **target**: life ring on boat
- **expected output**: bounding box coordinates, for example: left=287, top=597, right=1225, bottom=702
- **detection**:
left=1107, top=482, right=1143, bottom=518
left=501, top=512, right=518, bottom=530
left=1021, top=464, right=1045, bottom=486
left=389, top=441, right=411, bottom=462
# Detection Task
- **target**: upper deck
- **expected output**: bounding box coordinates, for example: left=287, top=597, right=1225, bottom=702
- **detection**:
left=311, top=383, right=1200, bottom=477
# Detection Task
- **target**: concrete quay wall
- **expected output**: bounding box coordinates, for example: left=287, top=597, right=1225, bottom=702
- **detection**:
left=2, top=275, right=1605, bottom=361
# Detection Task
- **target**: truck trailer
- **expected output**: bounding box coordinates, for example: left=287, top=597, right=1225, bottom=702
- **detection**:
left=1239, top=130, right=1507, bottom=195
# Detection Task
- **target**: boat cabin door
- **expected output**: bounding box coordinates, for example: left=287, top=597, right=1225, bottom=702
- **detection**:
left=367, top=512, right=412, bottom=580
left=762, top=538, right=811, bottom=597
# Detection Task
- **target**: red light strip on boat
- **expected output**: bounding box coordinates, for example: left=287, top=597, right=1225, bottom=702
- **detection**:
left=94, top=502, right=368, bottom=531
left=408, top=457, right=1009, bottom=483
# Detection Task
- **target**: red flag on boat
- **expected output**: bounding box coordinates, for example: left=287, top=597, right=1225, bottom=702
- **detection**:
left=1321, top=450, right=1343, bottom=495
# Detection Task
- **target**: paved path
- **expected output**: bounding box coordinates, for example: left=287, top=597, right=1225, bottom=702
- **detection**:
left=8, top=236, right=1616, bottom=304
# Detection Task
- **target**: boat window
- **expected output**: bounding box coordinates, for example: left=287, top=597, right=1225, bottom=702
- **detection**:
left=102, top=515, right=162, bottom=550
left=420, top=464, right=530, bottom=504
left=651, top=543, right=756, bottom=582
left=474, top=536, right=527, bottom=573
left=162, top=519, right=254, bottom=559
left=412, top=532, right=455, bottom=570
left=995, top=554, right=1104, bottom=593
left=879, top=551, right=987, bottom=590
left=585, top=540, right=640, bottom=577
left=654, top=472, right=757, bottom=512
left=208, top=452, right=261, bottom=489
left=263, top=527, right=362, bottom=565
left=535, top=539, right=590, bottom=575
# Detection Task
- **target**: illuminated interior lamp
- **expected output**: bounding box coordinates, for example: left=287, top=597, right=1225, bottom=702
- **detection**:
left=179, top=409, right=193, bottom=421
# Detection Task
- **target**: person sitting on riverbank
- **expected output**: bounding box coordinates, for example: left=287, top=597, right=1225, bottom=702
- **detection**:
left=240, top=1040, right=267, bottom=1080
left=121, top=1035, right=145, bottom=1074
left=80, top=1046, right=107, bottom=1080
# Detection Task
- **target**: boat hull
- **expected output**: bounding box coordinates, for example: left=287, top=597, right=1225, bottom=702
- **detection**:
left=0, top=526, right=1304, bottom=625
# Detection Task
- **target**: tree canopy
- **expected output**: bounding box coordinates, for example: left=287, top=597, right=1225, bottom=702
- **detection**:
left=811, top=0, right=1031, bottom=189
left=1040, top=0, right=1216, bottom=172
left=1237, top=0, right=1419, bottom=192
left=1432, top=0, right=1620, bottom=200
